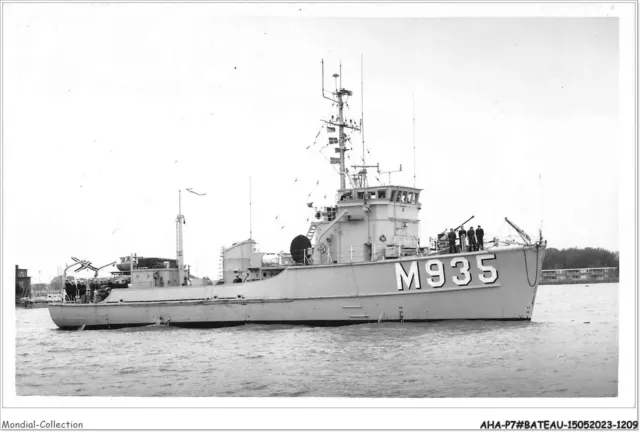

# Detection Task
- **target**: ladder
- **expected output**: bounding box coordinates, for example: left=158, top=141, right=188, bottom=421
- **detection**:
left=217, top=247, right=224, bottom=280
left=307, top=224, right=318, bottom=241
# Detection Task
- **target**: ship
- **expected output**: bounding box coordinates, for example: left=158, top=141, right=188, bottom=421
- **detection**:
left=48, top=62, right=547, bottom=330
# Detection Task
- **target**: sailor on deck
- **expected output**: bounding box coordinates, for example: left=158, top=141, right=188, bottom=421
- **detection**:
left=476, top=225, right=485, bottom=250
left=458, top=227, right=467, bottom=252
left=233, top=270, right=242, bottom=284
left=447, top=229, right=457, bottom=253
left=467, top=226, right=477, bottom=251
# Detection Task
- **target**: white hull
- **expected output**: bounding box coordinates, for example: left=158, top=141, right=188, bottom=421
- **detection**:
left=48, top=245, right=546, bottom=329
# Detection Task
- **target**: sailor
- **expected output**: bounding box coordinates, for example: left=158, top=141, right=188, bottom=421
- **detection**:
left=467, top=226, right=477, bottom=251
left=476, top=225, right=485, bottom=250
left=78, top=283, right=87, bottom=303
left=64, top=281, right=74, bottom=301
left=447, top=228, right=456, bottom=253
left=88, top=282, right=95, bottom=303
left=233, top=271, right=242, bottom=283
left=458, top=226, right=467, bottom=252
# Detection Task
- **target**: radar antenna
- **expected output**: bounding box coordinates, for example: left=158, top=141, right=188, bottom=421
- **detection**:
left=378, top=164, right=403, bottom=185
left=351, top=163, right=379, bottom=189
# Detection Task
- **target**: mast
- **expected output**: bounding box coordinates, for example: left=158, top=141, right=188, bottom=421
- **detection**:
left=337, top=74, right=346, bottom=190
left=413, top=93, right=416, bottom=188
left=249, top=176, right=252, bottom=239
left=321, top=60, right=359, bottom=191
left=360, top=55, right=366, bottom=187
left=176, top=190, right=184, bottom=286
left=347, top=57, right=379, bottom=189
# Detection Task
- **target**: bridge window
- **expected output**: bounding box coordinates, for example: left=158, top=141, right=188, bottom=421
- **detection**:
left=378, top=189, right=386, bottom=199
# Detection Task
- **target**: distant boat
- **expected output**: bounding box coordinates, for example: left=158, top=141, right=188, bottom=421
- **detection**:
left=47, top=293, right=62, bottom=302
left=17, top=296, right=49, bottom=309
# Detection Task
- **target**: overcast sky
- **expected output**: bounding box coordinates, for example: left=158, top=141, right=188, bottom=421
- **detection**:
left=3, top=4, right=621, bottom=283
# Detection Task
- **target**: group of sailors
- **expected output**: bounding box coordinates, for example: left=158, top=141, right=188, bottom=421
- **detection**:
left=64, top=280, right=117, bottom=303
left=447, top=225, right=485, bottom=253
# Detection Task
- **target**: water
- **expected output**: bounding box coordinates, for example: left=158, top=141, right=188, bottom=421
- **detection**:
left=15, top=284, right=618, bottom=397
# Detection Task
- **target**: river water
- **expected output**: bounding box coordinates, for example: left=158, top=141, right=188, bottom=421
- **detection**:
left=15, top=284, right=618, bottom=397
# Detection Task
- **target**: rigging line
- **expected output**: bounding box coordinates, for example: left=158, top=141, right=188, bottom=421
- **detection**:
left=361, top=53, right=365, bottom=172
left=311, top=124, right=325, bottom=147
left=318, top=150, right=356, bottom=189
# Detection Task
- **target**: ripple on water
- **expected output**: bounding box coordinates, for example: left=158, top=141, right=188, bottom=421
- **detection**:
left=14, top=285, right=619, bottom=397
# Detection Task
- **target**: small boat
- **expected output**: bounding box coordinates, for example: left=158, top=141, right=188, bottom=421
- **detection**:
left=47, top=293, right=62, bottom=302
left=17, top=296, right=49, bottom=309
left=48, top=62, right=547, bottom=330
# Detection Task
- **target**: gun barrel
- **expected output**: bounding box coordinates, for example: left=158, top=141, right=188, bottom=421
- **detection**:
left=455, top=215, right=475, bottom=230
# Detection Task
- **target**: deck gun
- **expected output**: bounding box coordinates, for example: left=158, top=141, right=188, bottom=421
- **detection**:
left=437, top=215, right=475, bottom=246
left=439, top=215, right=475, bottom=239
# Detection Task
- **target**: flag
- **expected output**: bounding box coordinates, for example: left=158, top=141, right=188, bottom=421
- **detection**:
left=329, top=137, right=338, bottom=144
left=327, top=126, right=336, bottom=133
left=330, top=157, right=340, bottom=164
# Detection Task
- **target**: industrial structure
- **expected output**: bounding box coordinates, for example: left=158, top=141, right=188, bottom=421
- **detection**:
left=15, top=265, right=31, bottom=302
left=540, top=267, right=618, bottom=284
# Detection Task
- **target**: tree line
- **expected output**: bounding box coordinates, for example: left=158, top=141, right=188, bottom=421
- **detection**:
left=542, top=247, right=619, bottom=270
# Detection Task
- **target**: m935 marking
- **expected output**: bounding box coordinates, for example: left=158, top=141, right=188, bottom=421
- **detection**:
left=395, top=254, right=499, bottom=291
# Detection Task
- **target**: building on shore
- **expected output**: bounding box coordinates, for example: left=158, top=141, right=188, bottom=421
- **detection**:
left=540, top=267, right=618, bottom=285
left=15, top=265, right=31, bottom=301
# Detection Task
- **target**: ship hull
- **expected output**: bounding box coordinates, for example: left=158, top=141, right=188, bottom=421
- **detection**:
left=48, top=245, right=546, bottom=330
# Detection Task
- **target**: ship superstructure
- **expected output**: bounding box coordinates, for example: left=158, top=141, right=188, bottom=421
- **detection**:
left=219, top=64, right=424, bottom=278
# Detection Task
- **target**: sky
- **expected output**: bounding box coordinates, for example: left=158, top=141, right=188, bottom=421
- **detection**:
left=3, top=4, right=622, bottom=284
